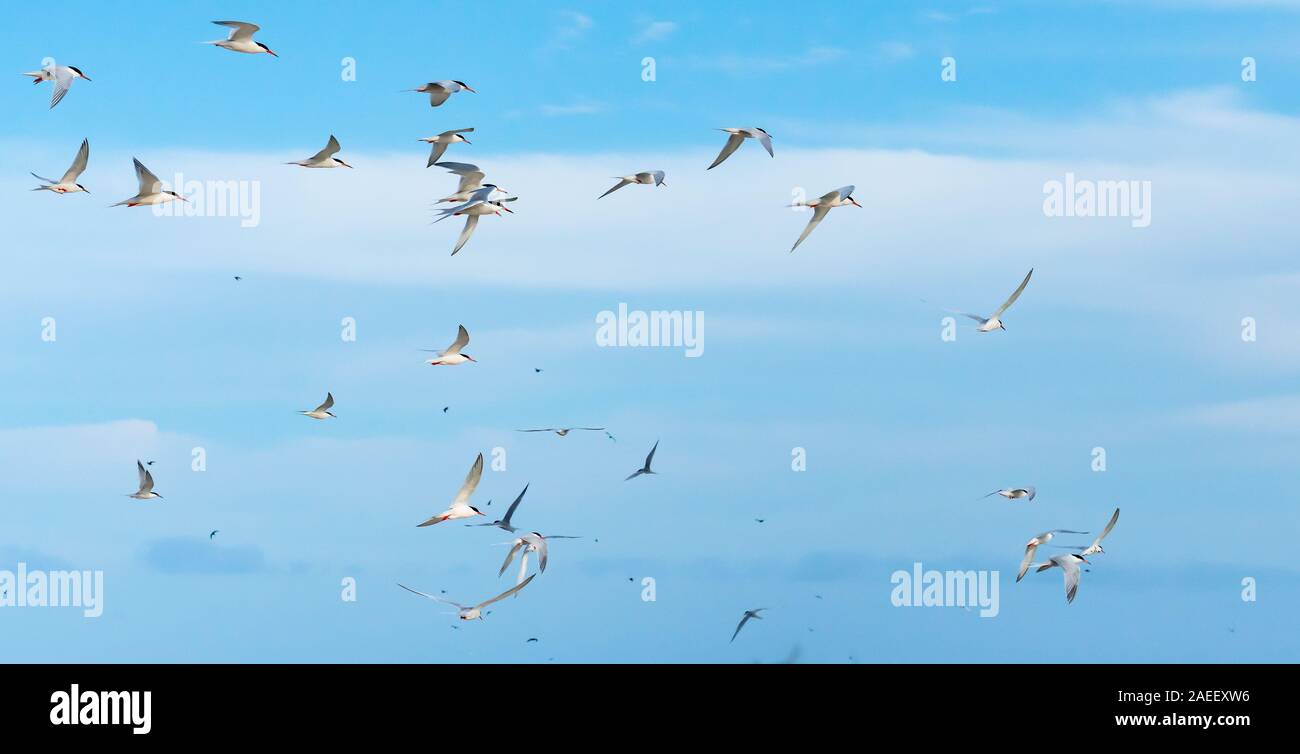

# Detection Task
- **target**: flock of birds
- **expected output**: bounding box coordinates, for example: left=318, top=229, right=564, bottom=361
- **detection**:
left=34, top=17, right=1120, bottom=655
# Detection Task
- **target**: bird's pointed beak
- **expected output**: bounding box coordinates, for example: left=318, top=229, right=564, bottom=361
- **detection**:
left=461, top=137, right=471, bottom=144
left=266, top=49, right=278, bottom=58
left=465, top=86, right=477, bottom=93
left=849, top=197, right=862, bottom=208
left=500, top=205, right=514, bottom=213
left=339, top=160, right=354, bottom=169
left=465, top=355, right=477, bottom=362
left=81, top=75, right=92, bottom=81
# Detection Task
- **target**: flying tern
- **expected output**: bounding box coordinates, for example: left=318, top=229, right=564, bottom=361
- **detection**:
left=419, top=128, right=473, bottom=167
left=789, top=185, right=860, bottom=252
left=1034, top=553, right=1091, bottom=604
left=31, top=138, right=90, bottom=194
left=299, top=392, right=336, bottom=420
left=983, top=486, right=1036, bottom=502
left=599, top=170, right=666, bottom=199
left=731, top=608, right=766, bottom=642
left=516, top=427, right=606, bottom=437
left=23, top=64, right=91, bottom=109
left=625, top=440, right=659, bottom=481
left=1017, top=529, right=1088, bottom=582
left=397, top=574, right=535, bottom=621
left=406, top=80, right=476, bottom=107
left=422, top=324, right=476, bottom=365
left=434, top=194, right=515, bottom=255
left=112, top=159, right=187, bottom=207
left=951, top=269, right=1033, bottom=332
left=499, top=532, right=581, bottom=586
left=1056, top=508, right=1120, bottom=556
left=470, top=484, right=529, bottom=533
left=708, top=127, right=774, bottom=170
left=206, top=21, right=278, bottom=56
left=417, top=453, right=486, bottom=526
left=287, top=135, right=353, bottom=168
left=127, top=460, right=162, bottom=500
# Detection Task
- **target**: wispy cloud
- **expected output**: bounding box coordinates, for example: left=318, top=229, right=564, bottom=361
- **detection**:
left=539, top=100, right=605, bottom=116
left=634, top=19, right=678, bottom=44
left=543, top=11, right=594, bottom=52
left=878, top=41, right=915, bottom=61
left=140, top=537, right=268, bottom=575
left=693, top=46, right=847, bottom=75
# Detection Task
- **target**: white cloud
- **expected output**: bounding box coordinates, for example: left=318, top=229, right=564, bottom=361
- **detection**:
left=539, top=100, right=605, bottom=117
left=1180, top=395, right=1300, bottom=432
left=634, top=20, right=678, bottom=44
left=878, top=41, right=915, bottom=61
left=544, top=11, right=594, bottom=51
left=693, top=46, right=847, bottom=74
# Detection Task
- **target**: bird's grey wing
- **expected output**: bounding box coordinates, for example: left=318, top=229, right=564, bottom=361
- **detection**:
left=708, top=132, right=746, bottom=170
left=1050, top=529, right=1089, bottom=535
left=599, top=179, right=631, bottom=199
left=1094, top=508, right=1120, bottom=546
left=755, top=130, right=775, bottom=157
left=62, top=139, right=90, bottom=183
left=1016, top=544, right=1037, bottom=582
left=308, top=135, right=341, bottom=162
left=133, top=159, right=162, bottom=194
left=452, top=453, right=484, bottom=505
left=136, top=460, right=148, bottom=488
left=644, top=440, right=658, bottom=469
left=479, top=573, right=536, bottom=608
left=31, top=173, right=57, bottom=185
left=397, top=583, right=461, bottom=608
left=650, top=170, right=666, bottom=185
left=213, top=20, right=260, bottom=41
left=730, top=613, right=752, bottom=642
left=447, top=324, right=470, bottom=353
left=498, top=542, right=523, bottom=577
left=436, top=162, right=485, bottom=191
left=451, top=215, right=479, bottom=256
left=442, top=127, right=475, bottom=136
left=791, top=204, right=832, bottom=252
left=141, top=469, right=155, bottom=494
left=426, top=142, right=448, bottom=168
left=427, top=84, right=452, bottom=107
left=946, top=308, right=987, bottom=323
left=49, top=68, right=74, bottom=109
left=517, top=429, right=557, bottom=433
left=314, top=392, right=334, bottom=412
left=501, top=484, right=528, bottom=526
left=624, top=469, right=644, bottom=481
left=534, top=538, right=549, bottom=573
left=993, top=268, right=1033, bottom=318
left=574, top=427, right=605, bottom=431
left=1061, top=560, right=1081, bottom=604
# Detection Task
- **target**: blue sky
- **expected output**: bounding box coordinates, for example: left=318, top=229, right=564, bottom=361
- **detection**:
left=1, top=1, right=1299, bottom=662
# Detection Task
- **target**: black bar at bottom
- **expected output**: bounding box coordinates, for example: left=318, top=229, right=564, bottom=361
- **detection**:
left=1, top=663, right=1282, bottom=739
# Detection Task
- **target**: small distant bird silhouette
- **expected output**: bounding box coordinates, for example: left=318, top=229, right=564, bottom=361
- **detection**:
left=442, top=406, right=449, bottom=413
left=526, top=637, right=538, bottom=643
left=145, top=460, right=155, bottom=466
left=754, top=518, right=765, bottom=523
left=233, top=276, right=242, bottom=281
left=209, top=530, right=218, bottom=539
left=534, top=368, right=543, bottom=373
left=625, top=440, right=659, bottom=481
